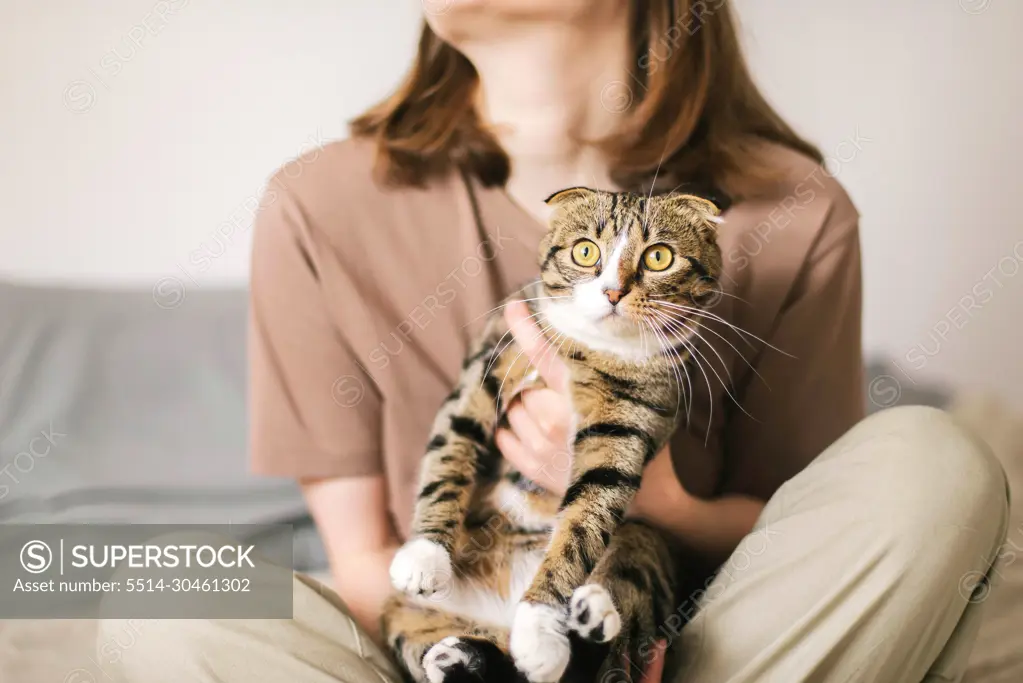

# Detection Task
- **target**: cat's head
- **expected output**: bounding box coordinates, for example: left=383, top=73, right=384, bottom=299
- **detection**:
left=537, top=187, right=723, bottom=359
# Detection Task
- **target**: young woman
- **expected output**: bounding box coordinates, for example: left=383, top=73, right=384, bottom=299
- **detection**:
left=101, top=2, right=1008, bottom=682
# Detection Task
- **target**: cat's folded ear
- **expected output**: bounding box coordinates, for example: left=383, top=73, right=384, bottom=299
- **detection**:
left=666, top=193, right=722, bottom=215
left=544, top=186, right=597, bottom=206
left=661, top=193, right=726, bottom=228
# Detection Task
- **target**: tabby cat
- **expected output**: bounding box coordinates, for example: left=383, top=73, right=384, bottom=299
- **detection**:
left=383, top=187, right=724, bottom=683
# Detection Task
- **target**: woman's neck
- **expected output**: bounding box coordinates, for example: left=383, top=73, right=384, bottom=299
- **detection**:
left=459, top=19, right=632, bottom=223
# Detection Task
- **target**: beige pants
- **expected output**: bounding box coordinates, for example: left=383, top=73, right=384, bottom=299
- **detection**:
left=98, top=406, right=1010, bottom=683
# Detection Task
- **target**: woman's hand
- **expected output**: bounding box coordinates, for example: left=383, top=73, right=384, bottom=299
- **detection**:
left=495, top=387, right=575, bottom=494
left=495, top=300, right=574, bottom=494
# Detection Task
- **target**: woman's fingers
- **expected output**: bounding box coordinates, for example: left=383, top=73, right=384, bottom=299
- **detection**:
left=498, top=301, right=575, bottom=496
left=495, top=427, right=536, bottom=471
left=503, top=300, right=570, bottom=392
left=639, top=640, right=667, bottom=683
left=519, top=388, right=572, bottom=442
left=506, top=401, right=552, bottom=454
left=496, top=392, right=573, bottom=496
left=495, top=427, right=566, bottom=494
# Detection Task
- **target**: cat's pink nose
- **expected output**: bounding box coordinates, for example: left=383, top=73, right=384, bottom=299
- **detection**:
left=605, top=289, right=623, bottom=305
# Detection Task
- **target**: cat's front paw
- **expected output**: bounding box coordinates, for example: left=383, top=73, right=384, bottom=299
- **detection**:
left=389, top=538, right=453, bottom=598
left=509, top=602, right=571, bottom=683
left=568, top=584, right=621, bottom=643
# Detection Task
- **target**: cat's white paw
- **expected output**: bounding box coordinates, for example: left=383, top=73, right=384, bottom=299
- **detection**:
left=568, top=584, right=621, bottom=643
left=509, top=602, right=571, bottom=683
left=423, top=637, right=478, bottom=683
left=389, top=539, right=453, bottom=597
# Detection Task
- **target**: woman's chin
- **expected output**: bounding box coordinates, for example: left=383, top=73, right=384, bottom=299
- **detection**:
left=423, top=0, right=613, bottom=43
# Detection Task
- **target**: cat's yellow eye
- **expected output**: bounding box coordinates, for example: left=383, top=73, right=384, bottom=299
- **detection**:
left=642, top=244, right=674, bottom=271
left=571, top=240, right=600, bottom=267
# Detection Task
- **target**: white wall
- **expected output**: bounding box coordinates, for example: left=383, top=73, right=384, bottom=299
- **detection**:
left=3, top=0, right=1021, bottom=404
left=734, top=0, right=1022, bottom=404
left=1, top=0, right=419, bottom=285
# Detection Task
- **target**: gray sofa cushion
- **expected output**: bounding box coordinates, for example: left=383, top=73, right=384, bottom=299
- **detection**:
left=0, top=281, right=324, bottom=568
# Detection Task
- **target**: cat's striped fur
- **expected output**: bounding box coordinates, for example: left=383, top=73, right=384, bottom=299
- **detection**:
left=383, top=188, right=723, bottom=683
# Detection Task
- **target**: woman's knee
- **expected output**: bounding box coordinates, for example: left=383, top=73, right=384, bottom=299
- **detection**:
left=95, top=616, right=211, bottom=679
left=842, top=405, right=1009, bottom=543
left=95, top=574, right=399, bottom=683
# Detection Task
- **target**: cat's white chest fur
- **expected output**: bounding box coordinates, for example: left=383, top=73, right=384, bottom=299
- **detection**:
left=411, top=548, right=544, bottom=628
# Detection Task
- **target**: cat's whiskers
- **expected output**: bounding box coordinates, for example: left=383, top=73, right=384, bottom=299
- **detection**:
left=495, top=319, right=557, bottom=409
left=462, top=290, right=573, bottom=330
left=637, top=323, right=651, bottom=362
left=655, top=312, right=736, bottom=391
left=549, top=332, right=576, bottom=387
left=655, top=313, right=756, bottom=420
left=596, top=178, right=612, bottom=235
left=673, top=330, right=696, bottom=424
left=646, top=312, right=712, bottom=423
left=641, top=136, right=674, bottom=230
left=644, top=320, right=688, bottom=426
left=650, top=301, right=756, bottom=351
left=639, top=312, right=693, bottom=422
left=494, top=315, right=575, bottom=411
left=648, top=311, right=714, bottom=444
left=481, top=309, right=550, bottom=385
left=650, top=305, right=769, bottom=390
left=650, top=290, right=751, bottom=306
left=645, top=181, right=696, bottom=230
left=650, top=309, right=757, bottom=424
left=705, top=290, right=749, bottom=305
left=655, top=321, right=692, bottom=427
left=533, top=328, right=568, bottom=386
left=652, top=300, right=794, bottom=357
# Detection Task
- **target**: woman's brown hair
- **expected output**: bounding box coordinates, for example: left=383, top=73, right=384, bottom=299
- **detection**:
left=351, top=1, right=822, bottom=202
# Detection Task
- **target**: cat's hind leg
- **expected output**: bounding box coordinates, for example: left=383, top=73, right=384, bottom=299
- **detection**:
left=512, top=412, right=664, bottom=682
left=570, top=521, right=680, bottom=683
left=382, top=594, right=517, bottom=683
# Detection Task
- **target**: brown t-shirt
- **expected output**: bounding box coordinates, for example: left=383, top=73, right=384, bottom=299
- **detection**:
left=249, top=137, right=864, bottom=539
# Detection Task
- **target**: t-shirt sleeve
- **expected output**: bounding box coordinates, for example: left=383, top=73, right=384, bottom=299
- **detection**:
left=721, top=213, right=865, bottom=499
left=248, top=181, right=382, bottom=479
